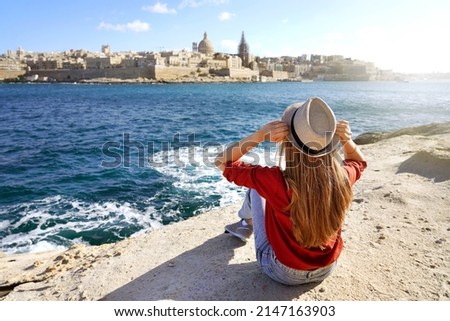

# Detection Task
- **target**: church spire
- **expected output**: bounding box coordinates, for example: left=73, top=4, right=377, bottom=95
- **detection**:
left=240, top=31, right=246, bottom=44
left=238, top=31, right=250, bottom=68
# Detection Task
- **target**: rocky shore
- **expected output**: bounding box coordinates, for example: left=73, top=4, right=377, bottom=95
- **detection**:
left=1, top=122, right=449, bottom=301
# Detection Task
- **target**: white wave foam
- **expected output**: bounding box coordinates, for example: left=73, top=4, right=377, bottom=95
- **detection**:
left=0, top=195, right=164, bottom=254
left=151, top=147, right=240, bottom=211
left=150, top=145, right=277, bottom=210
left=0, top=220, right=10, bottom=230
left=28, top=241, right=68, bottom=253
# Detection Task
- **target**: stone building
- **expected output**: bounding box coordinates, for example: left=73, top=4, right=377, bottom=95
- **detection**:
left=0, top=57, right=26, bottom=80
left=16, top=47, right=25, bottom=61
left=85, top=56, right=122, bottom=69
left=198, top=32, right=214, bottom=56
left=102, top=45, right=111, bottom=56
left=226, top=55, right=242, bottom=69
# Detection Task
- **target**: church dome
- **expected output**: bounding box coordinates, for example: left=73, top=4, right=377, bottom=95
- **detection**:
left=198, top=32, right=214, bottom=56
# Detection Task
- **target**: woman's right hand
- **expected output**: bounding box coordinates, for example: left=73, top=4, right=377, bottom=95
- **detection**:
left=257, top=120, right=289, bottom=143
left=335, top=120, right=366, bottom=162
left=335, top=120, right=353, bottom=143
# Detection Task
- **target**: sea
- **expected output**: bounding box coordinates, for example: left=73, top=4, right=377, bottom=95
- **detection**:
left=1, top=81, right=449, bottom=254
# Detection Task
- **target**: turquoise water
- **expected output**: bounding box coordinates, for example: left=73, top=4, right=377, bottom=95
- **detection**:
left=1, top=81, right=449, bottom=253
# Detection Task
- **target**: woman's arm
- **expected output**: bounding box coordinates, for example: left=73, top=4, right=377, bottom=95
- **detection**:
left=214, top=120, right=288, bottom=172
left=335, top=120, right=366, bottom=162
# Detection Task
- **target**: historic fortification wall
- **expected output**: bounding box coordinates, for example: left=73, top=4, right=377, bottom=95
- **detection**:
left=20, top=66, right=261, bottom=82
left=25, top=68, right=152, bottom=82
left=0, top=69, right=26, bottom=80
left=149, top=65, right=209, bottom=80
left=212, top=68, right=259, bottom=79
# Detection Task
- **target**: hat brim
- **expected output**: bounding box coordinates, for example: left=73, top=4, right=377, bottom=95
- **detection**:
left=281, top=102, right=340, bottom=157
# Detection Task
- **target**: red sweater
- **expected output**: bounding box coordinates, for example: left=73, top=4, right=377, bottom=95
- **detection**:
left=223, top=159, right=367, bottom=270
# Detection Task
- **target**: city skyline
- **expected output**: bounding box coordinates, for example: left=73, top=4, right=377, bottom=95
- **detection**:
left=2, top=0, right=450, bottom=73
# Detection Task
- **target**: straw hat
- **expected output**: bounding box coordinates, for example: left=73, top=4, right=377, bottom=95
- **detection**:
left=281, top=97, right=340, bottom=157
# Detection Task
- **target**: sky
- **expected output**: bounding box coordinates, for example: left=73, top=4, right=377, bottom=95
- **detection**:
left=2, top=0, right=450, bottom=73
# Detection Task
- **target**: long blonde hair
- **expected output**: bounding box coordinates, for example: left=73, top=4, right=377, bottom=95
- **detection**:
left=279, top=141, right=353, bottom=248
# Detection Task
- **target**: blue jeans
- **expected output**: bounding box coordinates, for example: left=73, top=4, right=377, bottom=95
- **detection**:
left=238, top=189, right=337, bottom=285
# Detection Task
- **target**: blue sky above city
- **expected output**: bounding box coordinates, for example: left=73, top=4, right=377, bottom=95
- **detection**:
left=2, top=0, right=450, bottom=73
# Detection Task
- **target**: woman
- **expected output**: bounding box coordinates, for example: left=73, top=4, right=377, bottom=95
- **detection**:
left=215, top=97, right=367, bottom=285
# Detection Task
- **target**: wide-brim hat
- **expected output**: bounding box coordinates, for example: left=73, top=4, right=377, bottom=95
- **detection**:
left=281, top=97, right=340, bottom=157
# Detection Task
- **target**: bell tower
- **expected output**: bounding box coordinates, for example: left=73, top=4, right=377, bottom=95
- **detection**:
left=238, top=31, right=250, bottom=68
